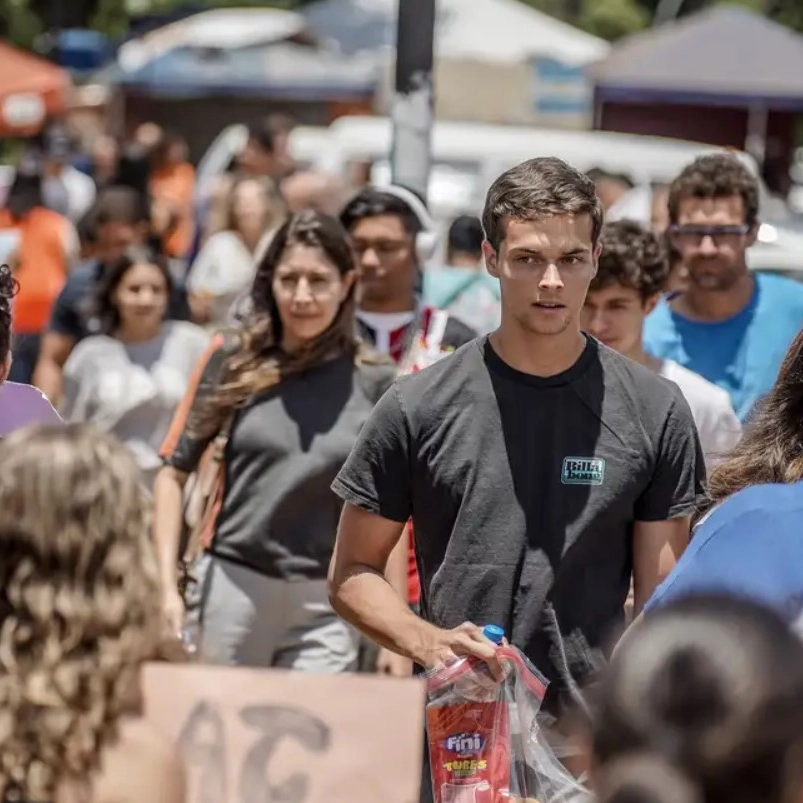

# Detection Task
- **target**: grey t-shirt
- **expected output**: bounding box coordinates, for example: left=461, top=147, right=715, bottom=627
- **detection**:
left=61, top=321, right=210, bottom=484
left=332, top=336, right=705, bottom=713
left=162, top=345, right=397, bottom=580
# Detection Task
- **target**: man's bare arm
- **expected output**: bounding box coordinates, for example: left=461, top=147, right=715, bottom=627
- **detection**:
left=329, top=504, right=437, bottom=663
left=328, top=504, right=500, bottom=673
left=32, top=332, right=75, bottom=403
left=632, top=516, right=690, bottom=615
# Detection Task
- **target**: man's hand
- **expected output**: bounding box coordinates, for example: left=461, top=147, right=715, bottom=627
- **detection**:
left=418, top=622, right=503, bottom=679
left=376, top=648, right=413, bottom=678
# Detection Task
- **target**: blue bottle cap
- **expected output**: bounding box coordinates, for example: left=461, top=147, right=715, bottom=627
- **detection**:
left=482, top=624, right=505, bottom=644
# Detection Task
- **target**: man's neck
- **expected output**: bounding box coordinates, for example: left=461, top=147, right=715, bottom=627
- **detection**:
left=358, top=296, right=416, bottom=315
left=489, top=323, right=586, bottom=377
left=447, top=254, right=480, bottom=270
left=623, top=343, right=662, bottom=373
left=673, top=270, right=755, bottom=322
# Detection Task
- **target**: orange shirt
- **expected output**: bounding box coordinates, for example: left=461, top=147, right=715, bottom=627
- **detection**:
left=150, top=163, right=196, bottom=259
left=0, top=207, right=70, bottom=334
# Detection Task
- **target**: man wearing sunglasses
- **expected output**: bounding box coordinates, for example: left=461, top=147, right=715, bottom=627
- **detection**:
left=644, top=153, right=803, bottom=421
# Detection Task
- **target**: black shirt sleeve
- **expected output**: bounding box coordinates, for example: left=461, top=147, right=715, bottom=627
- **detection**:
left=168, top=279, right=192, bottom=322
left=47, top=276, right=83, bottom=338
left=159, top=336, right=232, bottom=473
left=331, top=383, right=413, bottom=523
left=634, top=393, right=706, bottom=522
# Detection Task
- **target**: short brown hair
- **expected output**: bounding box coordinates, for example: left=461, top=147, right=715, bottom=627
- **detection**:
left=592, top=220, right=669, bottom=301
left=482, top=157, right=604, bottom=251
left=668, top=153, right=759, bottom=227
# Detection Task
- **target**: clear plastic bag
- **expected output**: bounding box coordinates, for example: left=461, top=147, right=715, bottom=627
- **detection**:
left=425, top=646, right=589, bottom=803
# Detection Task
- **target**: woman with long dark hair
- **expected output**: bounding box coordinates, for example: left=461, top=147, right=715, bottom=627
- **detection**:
left=60, top=246, right=209, bottom=486
left=590, top=595, right=803, bottom=803
left=154, top=209, right=396, bottom=671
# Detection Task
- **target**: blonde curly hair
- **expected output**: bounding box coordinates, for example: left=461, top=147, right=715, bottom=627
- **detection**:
left=0, top=423, right=163, bottom=801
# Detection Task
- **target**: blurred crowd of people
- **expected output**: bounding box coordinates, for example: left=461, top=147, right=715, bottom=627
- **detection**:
left=1, top=110, right=803, bottom=803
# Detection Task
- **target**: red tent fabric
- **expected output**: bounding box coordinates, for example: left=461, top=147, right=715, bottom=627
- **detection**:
left=0, top=42, right=72, bottom=136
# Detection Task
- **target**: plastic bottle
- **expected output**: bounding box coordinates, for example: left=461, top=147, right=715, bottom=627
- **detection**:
left=482, top=625, right=505, bottom=645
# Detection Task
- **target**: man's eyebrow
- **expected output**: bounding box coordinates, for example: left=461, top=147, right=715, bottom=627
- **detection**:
left=508, top=245, right=591, bottom=256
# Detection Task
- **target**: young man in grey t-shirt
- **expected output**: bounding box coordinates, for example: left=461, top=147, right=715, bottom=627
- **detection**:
left=328, top=158, right=705, bottom=749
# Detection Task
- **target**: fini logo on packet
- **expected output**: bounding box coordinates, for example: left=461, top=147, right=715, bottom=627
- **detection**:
left=443, top=733, right=486, bottom=755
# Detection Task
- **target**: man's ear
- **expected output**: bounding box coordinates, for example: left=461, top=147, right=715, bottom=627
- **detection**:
left=591, top=242, right=602, bottom=278
left=643, top=292, right=662, bottom=317
left=482, top=240, right=500, bottom=278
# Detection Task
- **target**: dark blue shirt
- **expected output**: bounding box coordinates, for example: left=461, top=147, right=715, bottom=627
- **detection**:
left=645, top=480, right=803, bottom=621
left=47, top=260, right=191, bottom=342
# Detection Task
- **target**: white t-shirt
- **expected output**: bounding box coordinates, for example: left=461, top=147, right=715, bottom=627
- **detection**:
left=355, top=310, right=416, bottom=354
left=187, top=229, right=274, bottom=326
left=61, top=321, right=210, bottom=485
left=659, top=359, right=742, bottom=467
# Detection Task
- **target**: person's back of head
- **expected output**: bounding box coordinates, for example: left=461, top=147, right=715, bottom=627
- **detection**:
left=0, top=423, right=164, bottom=801
left=92, top=185, right=150, bottom=230
left=6, top=153, right=44, bottom=220
left=114, top=144, right=152, bottom=199
left=592, top=594, right=803, bottom=803
left=446, top=215, right=484, bottom=267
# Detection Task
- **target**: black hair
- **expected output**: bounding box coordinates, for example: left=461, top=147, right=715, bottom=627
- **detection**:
left=247, top=119, right=276, bottom=154
left=5, top=170, right=43, bottom=220
left=339, top=187, right=424, bottom=237
left=592, top=220, right=669, bottom=301
left=447, top=215, right=484, bottom=257
left=76, top=208, right=98, bottom=248
left=592, top=594, right=803, bottom=803
left=113, top=145, right=152, bottom=199
left=91, top=186, right=150, bottom=229
left=93, top=245, right=173, bottom=335
left=0, top=264, right=19, bottom=366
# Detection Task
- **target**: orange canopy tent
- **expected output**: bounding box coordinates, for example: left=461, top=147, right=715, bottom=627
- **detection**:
left=0, top=42, right=72, bottom=137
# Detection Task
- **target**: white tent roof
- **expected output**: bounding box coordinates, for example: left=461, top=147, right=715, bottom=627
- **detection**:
left=303, top=0, right=609, bottom=66
left=119, top=8, right=307, bottom=72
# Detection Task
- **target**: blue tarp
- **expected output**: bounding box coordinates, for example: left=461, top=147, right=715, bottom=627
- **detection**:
left=56, top=29, right=111, bottom=72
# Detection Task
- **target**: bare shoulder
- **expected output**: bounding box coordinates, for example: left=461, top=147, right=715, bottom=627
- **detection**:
left=90, top=717, right=185, bottom=803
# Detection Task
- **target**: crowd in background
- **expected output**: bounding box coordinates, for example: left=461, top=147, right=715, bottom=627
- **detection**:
left=1, top=110, right=803, bottom=803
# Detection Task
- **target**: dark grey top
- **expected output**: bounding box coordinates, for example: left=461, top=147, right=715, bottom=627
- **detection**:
left=332, top=335, right=705, bottom=713
left=164, top=343, right=396, bottom=580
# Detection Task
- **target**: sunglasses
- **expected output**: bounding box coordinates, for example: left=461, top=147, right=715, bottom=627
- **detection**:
left=669, top=224, right=751, bottom=246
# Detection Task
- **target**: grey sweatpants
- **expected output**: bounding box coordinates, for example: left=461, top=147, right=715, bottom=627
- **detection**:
left=186, top=553, right=358, bottom=672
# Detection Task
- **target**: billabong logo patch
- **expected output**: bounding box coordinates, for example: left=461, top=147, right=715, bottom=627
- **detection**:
left=561, top=457, right=605, bottom=485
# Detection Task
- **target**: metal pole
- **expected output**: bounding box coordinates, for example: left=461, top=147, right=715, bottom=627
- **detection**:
left=653, top=0, right=686, bottom=26
left=390, top=0, right=436, bottom=201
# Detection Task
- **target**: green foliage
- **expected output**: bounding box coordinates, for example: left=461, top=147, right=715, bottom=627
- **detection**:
left=578, top=0, right=650, bottom=39
left=3, top=0, right=803, bottom=50
left=519, top=0, right=803, bottom=38
left=0, top=0, right=43, bottom=49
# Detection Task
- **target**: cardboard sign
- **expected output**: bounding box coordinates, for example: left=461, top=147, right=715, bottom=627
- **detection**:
left=143, top=663, right=425, bottom=803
